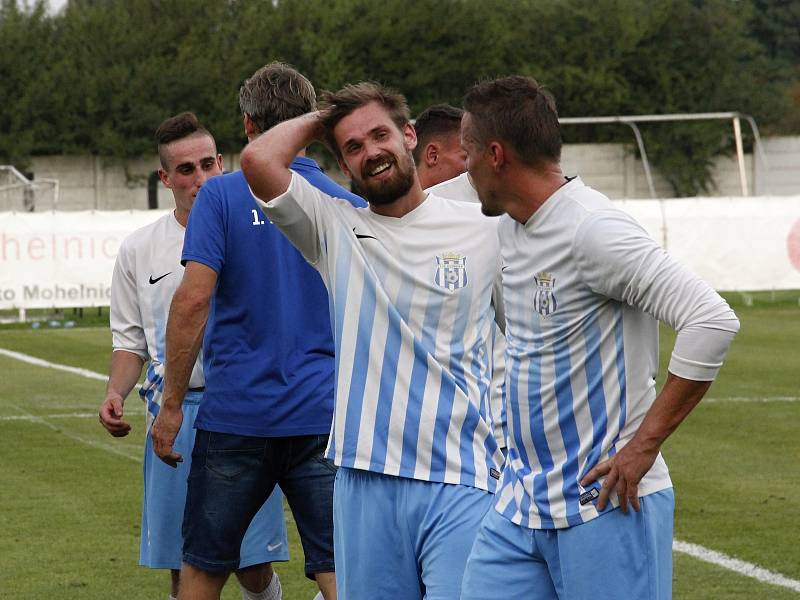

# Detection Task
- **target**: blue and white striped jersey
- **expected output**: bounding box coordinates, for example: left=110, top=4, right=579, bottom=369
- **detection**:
left=494, top=177, right=739, bottom=529
left=110, top=212, right=204, bottom=431
left=427, top=172, right=508, bottom=451
left=256, top=173, right=504, bottom=491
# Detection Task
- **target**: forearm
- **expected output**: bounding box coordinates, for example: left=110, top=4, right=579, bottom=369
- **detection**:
left=106, top=350, right=145, bottom=401
left=162, top=290, right=208, bottom=411
left=240, top=112, right=323, bottom=202
left=629, top=372, right=712, bottom=453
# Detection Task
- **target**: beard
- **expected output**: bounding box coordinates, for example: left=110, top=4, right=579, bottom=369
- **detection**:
left=477, top=188, right=506, bottom=217
left=352, top=151, right=416, bottom=206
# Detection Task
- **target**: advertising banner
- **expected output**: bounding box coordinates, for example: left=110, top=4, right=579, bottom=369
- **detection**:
left=1, top=197, right=799, bottom=310
left=0, top=210, right=169, bottom=309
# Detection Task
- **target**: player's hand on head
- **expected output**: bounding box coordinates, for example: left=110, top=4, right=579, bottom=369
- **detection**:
left=150, top=404, right=184, bottom=468
left=98, top=393, right=131, bottom=437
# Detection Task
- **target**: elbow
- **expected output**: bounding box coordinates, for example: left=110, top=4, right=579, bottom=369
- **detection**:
left=171, top=285, right=210, bottom=318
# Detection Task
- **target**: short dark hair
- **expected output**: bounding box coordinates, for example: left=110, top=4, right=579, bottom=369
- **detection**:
left=239, top=62, right=316, bottom=134
left=319, top=82, right=410, bottom=158
left=155, top=112, right=214, bottom=169
left=412, top=104, right=463, bottom=164
left=463, top=75, right=561, bottom=167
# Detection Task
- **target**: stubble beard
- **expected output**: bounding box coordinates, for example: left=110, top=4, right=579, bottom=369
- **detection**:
left=354, top=151, right=416, bottom=206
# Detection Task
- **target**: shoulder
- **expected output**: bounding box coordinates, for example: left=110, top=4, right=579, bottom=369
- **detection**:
left=121, top=212, right=172, bottom=250
left=426, top=173, right=479, bottom=204
left=292, top=158, right=366, bottom=207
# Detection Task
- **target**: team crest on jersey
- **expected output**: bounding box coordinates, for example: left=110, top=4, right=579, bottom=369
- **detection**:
left=533, top=271, right=557, bottom=316
left=434, top=252, right=468, bottom=291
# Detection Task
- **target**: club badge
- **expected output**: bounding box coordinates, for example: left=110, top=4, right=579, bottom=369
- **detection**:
left=435, top=252, right=468, bottom=291
left=533, top=271, right=557, bottom=316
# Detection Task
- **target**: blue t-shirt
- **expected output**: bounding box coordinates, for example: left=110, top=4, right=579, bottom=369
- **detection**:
left=182, top=157, right=365, bottom=436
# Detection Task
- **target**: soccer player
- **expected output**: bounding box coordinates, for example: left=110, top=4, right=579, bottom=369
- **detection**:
left=99, top=112, right=288, bottom=600
left=412, top=103, right=467, bottom=189
left=151, top=64, right=364, bottom=600
left=240, top=82, right=505, bottom=599
left=458, top=75, right=740, bottom=599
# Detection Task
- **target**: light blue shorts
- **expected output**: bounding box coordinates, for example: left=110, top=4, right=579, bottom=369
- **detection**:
left=333, top=467, right=493, bottom=600
left=461, top=488, right=675, bottom=600
left=139, top=392, right=289, bottom=569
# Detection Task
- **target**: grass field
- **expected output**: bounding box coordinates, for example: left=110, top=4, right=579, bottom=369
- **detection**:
left=0, top=294, right=798, bottom=598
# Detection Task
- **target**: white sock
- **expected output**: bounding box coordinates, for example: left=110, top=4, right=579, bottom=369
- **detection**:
left=169, top=596, right=177, bottom=600
left=240, top=571, right=281, bottom=600
left=312, top=593, right=324, bottom=600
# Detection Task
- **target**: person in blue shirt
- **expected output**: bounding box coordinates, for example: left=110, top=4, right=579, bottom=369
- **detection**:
left=151, top=62, right=364, bottom=600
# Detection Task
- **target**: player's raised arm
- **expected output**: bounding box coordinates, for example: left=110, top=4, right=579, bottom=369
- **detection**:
left=240, top=111, right=325, bottom=202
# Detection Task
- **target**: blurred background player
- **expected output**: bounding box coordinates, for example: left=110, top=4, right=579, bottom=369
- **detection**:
left=151, top=63, right=364, bottom=600
left=459, top=75, right=740, bottom=600
left=412, top=103, right=467, bottom=189
left=241, top=82, right=504, bottom=600
left=99, top=112, right=289, bottom=600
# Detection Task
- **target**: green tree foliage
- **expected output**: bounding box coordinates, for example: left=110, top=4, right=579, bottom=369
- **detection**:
left=0, top=0, right=795, bottom=195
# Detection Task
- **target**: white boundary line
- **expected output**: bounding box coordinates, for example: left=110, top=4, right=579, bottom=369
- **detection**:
left=674, top=540, right=800, bottom=592
left=3, top=346, right=800, bottom=591
left=0, top=347, right=109, bottom=381
left=0, top=410, right=145, bottom=422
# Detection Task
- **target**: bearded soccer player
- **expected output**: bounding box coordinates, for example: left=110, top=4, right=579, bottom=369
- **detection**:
left=99, top=112, right=288, bottom=600
left=240, top=82, right=505, bottom=599
left=458, top=75, right=740, bottom=600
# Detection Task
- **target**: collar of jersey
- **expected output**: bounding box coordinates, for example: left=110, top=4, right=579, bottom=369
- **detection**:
left=524, top=176, right=583, bottom=231
left=366, top=192, right=433, bottom=226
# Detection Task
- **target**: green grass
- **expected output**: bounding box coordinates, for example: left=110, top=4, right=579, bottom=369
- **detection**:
left=0, top=328, right=317, bottom=599
left=0, top=295, right=798, bottom=598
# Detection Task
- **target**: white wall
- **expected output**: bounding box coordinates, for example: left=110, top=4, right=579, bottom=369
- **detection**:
left=7, top=136, right=799, bottom=211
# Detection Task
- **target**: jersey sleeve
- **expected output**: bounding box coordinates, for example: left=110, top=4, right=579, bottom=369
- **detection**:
left=252, top=171, right=330, bottom=266
left=110, top=238, right=148, bottom=360
left=182, top=182, right=226, bottom=273
left=573, top=210, right=740, bottom=381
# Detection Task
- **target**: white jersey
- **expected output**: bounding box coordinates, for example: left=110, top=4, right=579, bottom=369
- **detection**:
left=495, top=177, right=739, bottom=529
left=427, top=172, right=508, bottom=450
left=256, top=173, right=504, bottom=491
left=110, top=212, right=203, bottom=430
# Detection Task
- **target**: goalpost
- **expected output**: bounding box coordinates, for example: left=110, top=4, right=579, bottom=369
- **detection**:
left=0, top=165, right=60, bottom=212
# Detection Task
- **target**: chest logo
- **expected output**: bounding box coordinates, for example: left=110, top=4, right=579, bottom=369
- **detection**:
left=533, top=271, right=557, bottom=316
left=435, top=252, right=468, bottom=291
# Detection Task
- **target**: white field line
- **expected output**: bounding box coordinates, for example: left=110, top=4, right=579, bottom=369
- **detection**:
left=3, top=346, right=800, bottom=591
left=0, top=410, right=145, bottom=422
left=6, top=400, right=142, bottom=463
left=0, top=346, right=109, bottom=381
left=0, top=347, right=143, bottom=462
left=674, top=540, right=800, bottom=593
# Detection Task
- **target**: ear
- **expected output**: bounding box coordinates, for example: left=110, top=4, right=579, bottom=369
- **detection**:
left=487, top=141, right=506, bottom=172
left=403, top=122, right=418, bottom=152
left=217, top=153, right=224, bottom=171
left=158, top=168, right=172, bottom=189
left=424, top=142, right=438, bottom=168
left=243, top=113, right=258, bottom=138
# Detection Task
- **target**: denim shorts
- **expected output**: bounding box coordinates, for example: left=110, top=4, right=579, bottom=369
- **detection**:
left=182, top=430, right=336, bottom=578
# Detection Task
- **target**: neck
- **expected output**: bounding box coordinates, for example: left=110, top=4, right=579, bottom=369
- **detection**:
left=368, top=179, right=427, bottom=218
left=506, top=164, right=567, bottom=224
left=173, top=207, right=188, bottom=227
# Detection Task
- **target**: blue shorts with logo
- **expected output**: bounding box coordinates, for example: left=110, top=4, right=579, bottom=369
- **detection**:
left=461, top=488, right=675, bottom=600
left=140, top=392, right=289, bottom=569
left=334, top=468, right=493, bottom=600
left=183, top=430, right=336, bottom=577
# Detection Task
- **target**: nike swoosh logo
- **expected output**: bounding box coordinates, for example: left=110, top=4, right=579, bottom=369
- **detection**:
left=149, top=272, right=172, bottom=284
left=267, top=542, right=283, bottom=552
left=353, top=227, right=378, bottom=241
